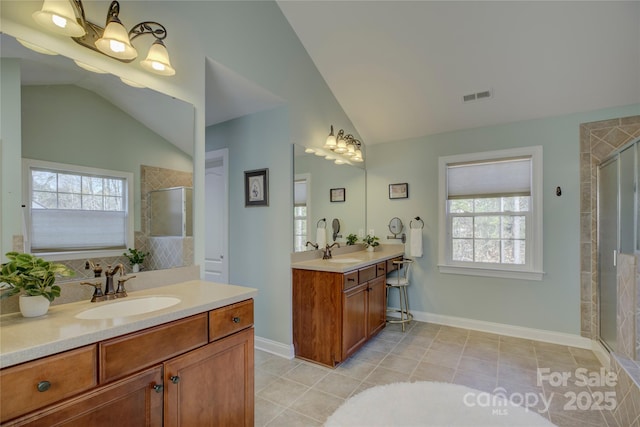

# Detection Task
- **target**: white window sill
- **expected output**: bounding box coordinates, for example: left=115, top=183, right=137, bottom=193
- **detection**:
left=438, top=264, right=545, bottom=281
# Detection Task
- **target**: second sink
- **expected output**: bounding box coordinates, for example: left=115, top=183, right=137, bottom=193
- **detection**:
left=76, top=296, right=181, bottom=320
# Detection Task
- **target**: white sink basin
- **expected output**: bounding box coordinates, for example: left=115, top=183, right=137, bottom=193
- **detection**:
left=75, top=296, right=181, bottom=320
left=328, top=258, right=362, bottom=263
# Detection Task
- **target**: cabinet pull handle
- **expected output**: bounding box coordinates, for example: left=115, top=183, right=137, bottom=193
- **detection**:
left=153, top=384, right=164, bottom=393
left=37, top=381, right=51, bottom=392
left=170, top=375, right=180, bottom=384
left=347, top=278, right=355, bottom=282
left=232, top=316, right=241, bottom=323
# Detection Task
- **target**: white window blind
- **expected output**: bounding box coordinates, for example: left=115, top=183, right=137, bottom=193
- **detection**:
left=447, top=158, right=531, bottom=199
left=31, top=210, right=126, bottom=252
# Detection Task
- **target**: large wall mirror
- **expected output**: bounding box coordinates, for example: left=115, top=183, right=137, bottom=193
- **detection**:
left=293, top=144, right=366, bottom=252
left=1, top=33, right=195, bottom=274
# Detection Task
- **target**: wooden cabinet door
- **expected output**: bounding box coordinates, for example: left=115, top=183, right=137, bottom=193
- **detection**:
left=367, top=275, right=386, bottom=337
left=164, top=327, right=254, bottom=427
left=6, top=366, right=162, bottom=427
left=342, top=282, right=368, bottom=360
left=292, top=269, right=342, bottom=367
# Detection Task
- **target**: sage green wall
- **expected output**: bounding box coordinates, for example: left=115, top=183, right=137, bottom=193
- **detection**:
left=21, top=85, right=192, bottom=231
left=206, top=107, right=292, bottom=344
left=0, top=59, right=22, bottom=257
left=367, top=103, right=640, bottom=335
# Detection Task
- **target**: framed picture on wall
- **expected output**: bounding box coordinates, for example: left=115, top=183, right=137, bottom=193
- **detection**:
left=330, top=188, right=346, bottom=202
left=245, top=168, right=269, bottom=207
left=389, top=183, right=408, bottom=199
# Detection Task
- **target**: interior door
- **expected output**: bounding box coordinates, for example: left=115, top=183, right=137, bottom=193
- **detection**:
left=598, top=157, right=619, bottom=352
left=205, top=149, right=229, bottom=283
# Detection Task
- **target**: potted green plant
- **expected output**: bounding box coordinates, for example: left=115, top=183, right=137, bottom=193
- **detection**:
left=346, top=233, right=358, bottom=246
left=363, top=234, right=380, bottom=252
left=0, top=252, right=74, bottom=317
left=123, top=248, right=149, bottom=273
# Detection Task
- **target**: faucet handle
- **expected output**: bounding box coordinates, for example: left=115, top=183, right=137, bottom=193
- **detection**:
left=116, top=275, right=136, bottom=297
left=81, top=281, right=104, bottom=302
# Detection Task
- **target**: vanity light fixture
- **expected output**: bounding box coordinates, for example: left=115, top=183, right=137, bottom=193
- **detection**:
left=32, top=0, right=175, bottom=76
left=323, top=125, right=364, bottom=163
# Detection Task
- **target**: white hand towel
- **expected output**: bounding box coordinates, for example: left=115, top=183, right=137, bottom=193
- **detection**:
left=316, top=228, right=327, bottom=248
left=410, top=228, right=423, bottom=258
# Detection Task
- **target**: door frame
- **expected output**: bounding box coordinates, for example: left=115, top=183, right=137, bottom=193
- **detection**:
left=205, top=148, right=229, bottom=283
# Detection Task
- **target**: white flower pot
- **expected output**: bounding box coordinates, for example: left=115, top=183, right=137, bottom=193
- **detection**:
left=19, top=295, right=50, bottom=318
left=132, top=264, right=140, bottom=273
left=367, top=246, right=375, bottom=252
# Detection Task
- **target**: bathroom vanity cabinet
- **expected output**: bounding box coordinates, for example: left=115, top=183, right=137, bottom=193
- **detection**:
left=293, top=260, right=396, bottom=367
left=0, top=299, right=254, bottom=427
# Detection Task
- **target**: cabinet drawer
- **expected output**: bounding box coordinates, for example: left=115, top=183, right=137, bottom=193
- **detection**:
left=0, top=345, right=97, bottom=423
left=343, top=271, right=359, bottom=290
left=386, top=257, right=402, bottom=273
left=376, top=262, right=386, bottom=277
left=99, top=314, right=208, bottom=383
left=359, top=265, right=376, bottom=284
left=209, top=299, right=254, bottom=342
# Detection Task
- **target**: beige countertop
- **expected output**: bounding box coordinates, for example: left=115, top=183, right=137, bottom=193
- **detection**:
left=0, top=280, right=257, bottom=368
left=291, top=245, right=404, bottom=273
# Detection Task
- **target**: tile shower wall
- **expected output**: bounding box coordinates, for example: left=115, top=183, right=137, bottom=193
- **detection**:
left=618, top=253, right=637, bottom=360
left=579, top=115, right=640, bottom=339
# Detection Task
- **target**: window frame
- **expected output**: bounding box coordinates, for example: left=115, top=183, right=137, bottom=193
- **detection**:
left=23, top=159, right=134, bottom=261
left=294, top=173, right=311, bottom=252
left=438, top=146, right=544, bottom=280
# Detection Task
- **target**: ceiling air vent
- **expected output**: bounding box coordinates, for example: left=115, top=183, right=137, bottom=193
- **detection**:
left=462, top=89, right=492, bottom=103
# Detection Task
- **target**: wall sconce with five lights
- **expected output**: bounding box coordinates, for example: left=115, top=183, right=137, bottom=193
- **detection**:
left=32, top=0, right=175, bottom=76
left=324, top=125, right=364, bottom=163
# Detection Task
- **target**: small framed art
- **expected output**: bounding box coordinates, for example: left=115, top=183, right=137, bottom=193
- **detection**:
left=245, top=168, right=269, bottom=207
left=330, top=188, right=346, bottom=202
left=389, top=183, right=408, bottom=199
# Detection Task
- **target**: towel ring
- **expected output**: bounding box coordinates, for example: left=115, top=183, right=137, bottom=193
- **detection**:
left=317, top=218, right=326, bottom=228
left=410, top=217, right=424, bottom=229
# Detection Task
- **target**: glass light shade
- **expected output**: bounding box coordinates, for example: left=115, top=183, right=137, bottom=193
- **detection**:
left=325, top=155, right=335, bottom=160
left=353, top=149, right=364, bottom=162
left=33, top=0, right=86, bottom=37
left=325, top=133, right=337, bottom=149
left=16, top=38, right=58, bottom=55
left=334, top=159, right=346, bottom=165
left=304, top=148, right=316, bottom=154
left=74, top=60, right=107, bottom=74
left=344, top=144, right=355, bottom=156
left=314, top=150, right=325, bottom=156
left=334, top=138, right=347, bottom=154
left=96, top=19, right=137, bottom=60
left=140, top=40, right=176, bottom=76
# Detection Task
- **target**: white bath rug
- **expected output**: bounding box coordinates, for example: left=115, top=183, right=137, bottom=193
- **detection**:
left=325, top=381, right=556, bottom=427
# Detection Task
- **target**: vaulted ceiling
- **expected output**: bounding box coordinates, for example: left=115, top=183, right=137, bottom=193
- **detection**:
left=278, top=1, right=640, bottom=144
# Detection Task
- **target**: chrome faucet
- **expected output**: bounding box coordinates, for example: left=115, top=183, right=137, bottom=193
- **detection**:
left=306, top=241, right=319, bottom=250
left=323, top=243, right=340, bottom=259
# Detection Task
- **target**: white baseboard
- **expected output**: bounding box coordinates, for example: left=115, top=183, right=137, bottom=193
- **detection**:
left=255, top=336, right=295, bottom=359
left=257, top=311, right=597, bottom=361
left=408, top=309, right=593, bottom=349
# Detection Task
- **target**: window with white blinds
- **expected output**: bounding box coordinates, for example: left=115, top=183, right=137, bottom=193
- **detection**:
left=23, top=159, right=134, bottom=260
left=438, top=147, right=543, bottom=280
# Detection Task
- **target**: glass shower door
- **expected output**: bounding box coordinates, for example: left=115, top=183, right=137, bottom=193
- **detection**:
left=598, top=157, right=619, bottom=352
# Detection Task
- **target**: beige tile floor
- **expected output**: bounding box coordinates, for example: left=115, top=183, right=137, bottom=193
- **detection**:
left=255, top=320, right=618, bottom=427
